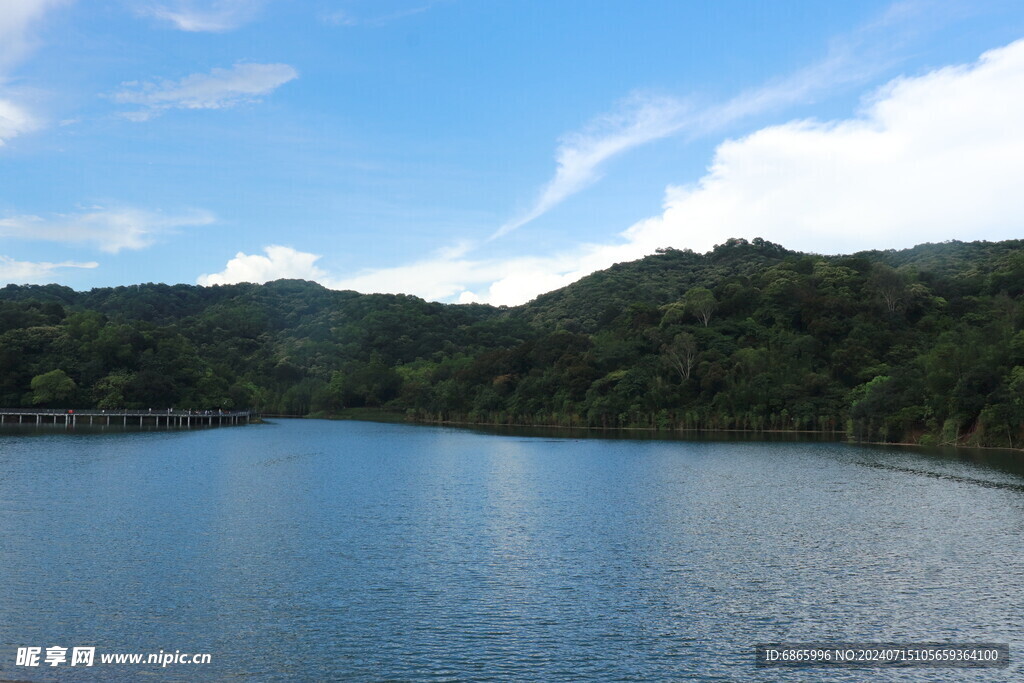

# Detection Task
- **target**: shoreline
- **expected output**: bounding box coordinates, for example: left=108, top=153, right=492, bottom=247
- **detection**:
left=308, top=410, right=1024, bottom=455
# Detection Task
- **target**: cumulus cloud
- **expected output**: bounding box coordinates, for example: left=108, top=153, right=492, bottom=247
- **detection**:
left=616, top=38, right=1024, bottom=257
left=113, top=62, right=298, bottom=120
left=197, top=245, right=328, bottom=285
left=271, top=37, right=1024, bottom=306
left=0, top=255, right=97, bottom=284
left=144, top=0, right=265, bottom=32
left=332, top=250, right=511, bottom=303
left=0, top=206, right=215, bottom=253
left=333, top=249, right=606, bottom=306
left=263, top=240, right=649, bottom=305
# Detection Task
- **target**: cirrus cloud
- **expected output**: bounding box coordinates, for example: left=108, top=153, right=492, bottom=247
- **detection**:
left=113, top=62, right=298, bottom=120
left=491, top=95, right=691, bottom=240
left=143, top=0, right=265, bottom=32
left=0, top=205, right=215, bottom=253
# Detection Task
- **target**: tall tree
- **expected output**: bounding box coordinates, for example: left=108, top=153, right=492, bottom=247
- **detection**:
left=683, top=287, right=716, bottom=326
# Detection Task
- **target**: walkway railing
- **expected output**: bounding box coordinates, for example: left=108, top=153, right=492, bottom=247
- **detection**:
left=0, top=408, right=251, bottom=416
left=0, top=409, right=254, bottom=428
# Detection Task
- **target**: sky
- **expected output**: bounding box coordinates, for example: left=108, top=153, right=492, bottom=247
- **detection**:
left=2, top=0, right=1024, bottom=305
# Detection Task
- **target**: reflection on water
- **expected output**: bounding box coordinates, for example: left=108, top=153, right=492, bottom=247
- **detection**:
left=464, top=422, right=845, bottom=442
left=857, top=441, right=1024, bottom=480
left=0, top=419, right=1021, bottom=681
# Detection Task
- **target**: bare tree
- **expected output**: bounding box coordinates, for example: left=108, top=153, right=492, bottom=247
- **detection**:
left=869, top=264, right=907, bottom=313
left=662, top=332, right=698, bottom=380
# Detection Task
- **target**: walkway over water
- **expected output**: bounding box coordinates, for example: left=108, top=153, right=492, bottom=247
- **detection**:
left=0, top=409, right=253, bottom=428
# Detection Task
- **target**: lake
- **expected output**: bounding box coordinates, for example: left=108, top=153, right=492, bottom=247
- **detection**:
left=1, top=419, right=1022, bottom=680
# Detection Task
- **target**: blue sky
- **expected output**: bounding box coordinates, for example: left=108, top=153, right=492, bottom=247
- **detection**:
left=2, top=0, right=1024, bottom=304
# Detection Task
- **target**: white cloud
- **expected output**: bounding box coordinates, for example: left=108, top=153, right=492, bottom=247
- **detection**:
left=0, top=255, right=97, bottom=284
left=0, top=0, right=66, bottom=71
left=144, top=0, right=264, bottom=32
left=197, top=245, right=327, bottom=285
left=0, top=97, right=40, bottom=146
left=321, top=10, right=357, bottom=27
left=492, top=95, right=690, bottom=239
left=0, top=0, right=67, bottom=145
left=344, top=255, right=571, bottom=305
left=113, top=62, right=298, bottom=119
left=321, top=2, right=439, bottom=28
left=0, top=206, right=215, bottom=253
left=275, top=37, right=1024, bottom=306
left=331, top=250, right=506, bottom=302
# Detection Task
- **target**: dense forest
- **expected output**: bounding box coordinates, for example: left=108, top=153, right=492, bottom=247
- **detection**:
left=3, top=237, right=1024, bottom=448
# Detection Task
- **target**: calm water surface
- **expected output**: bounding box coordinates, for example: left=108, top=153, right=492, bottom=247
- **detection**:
left=1, top=419, right=1022, bottom=681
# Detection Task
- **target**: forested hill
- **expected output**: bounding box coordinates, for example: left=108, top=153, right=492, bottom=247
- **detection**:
left=4, top=237, right=1024, bottom=448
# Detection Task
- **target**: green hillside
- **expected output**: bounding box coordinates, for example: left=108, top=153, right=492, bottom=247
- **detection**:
left=3, top=237, right=1024, bottom=448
